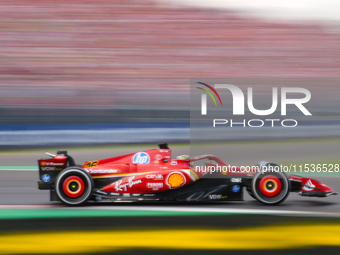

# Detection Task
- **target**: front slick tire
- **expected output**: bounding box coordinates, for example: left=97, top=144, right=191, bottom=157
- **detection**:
left=55, top=167, right=93, bottom=206
left=251, top=166, right=290, bottom=205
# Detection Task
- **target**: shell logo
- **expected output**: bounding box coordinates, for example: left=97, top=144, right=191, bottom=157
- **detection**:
left=41, top=162, right=46, bottom=166
left=166, top=172, right=186, bottom=189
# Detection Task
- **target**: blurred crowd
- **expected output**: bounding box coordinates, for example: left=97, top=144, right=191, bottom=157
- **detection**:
left=0, top=0, right=340, bottom=108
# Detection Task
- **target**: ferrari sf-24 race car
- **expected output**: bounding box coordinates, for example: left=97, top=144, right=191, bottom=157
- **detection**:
left=37, top=143, right=337, bottom=205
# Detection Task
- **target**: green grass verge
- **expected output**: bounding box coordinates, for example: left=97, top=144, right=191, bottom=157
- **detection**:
left=0, top=208, right=236, bottom=220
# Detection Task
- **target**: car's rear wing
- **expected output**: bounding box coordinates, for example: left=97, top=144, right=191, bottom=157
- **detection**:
left=37, top=150, right=76, bottom=190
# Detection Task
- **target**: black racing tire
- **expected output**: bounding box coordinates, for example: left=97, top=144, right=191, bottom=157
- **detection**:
left=251, top=164, right=290, bottom=205
left=55, top=167, right=93, bottom=206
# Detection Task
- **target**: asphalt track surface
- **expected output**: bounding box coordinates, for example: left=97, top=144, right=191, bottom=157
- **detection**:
left=0, top=170, right=339, bottom=213
left=0, top=141, right=340, bottom=213
left=1, top=143, right=340, bottom=255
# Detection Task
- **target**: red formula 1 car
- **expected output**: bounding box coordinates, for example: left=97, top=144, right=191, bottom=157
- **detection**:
left=37, top=143, right=337, bottom=205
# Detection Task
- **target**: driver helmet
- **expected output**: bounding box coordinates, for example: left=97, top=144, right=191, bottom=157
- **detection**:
left=176, top=155, right=190, bottom=160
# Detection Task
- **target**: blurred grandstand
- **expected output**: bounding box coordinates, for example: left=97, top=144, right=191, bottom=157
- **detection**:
left=0, top=0, right=340, bottom=145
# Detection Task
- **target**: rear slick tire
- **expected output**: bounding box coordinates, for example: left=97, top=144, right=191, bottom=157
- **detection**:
left=251, top=168, right=290, bottom=205
left=55, top=167, right=93, bottom=206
